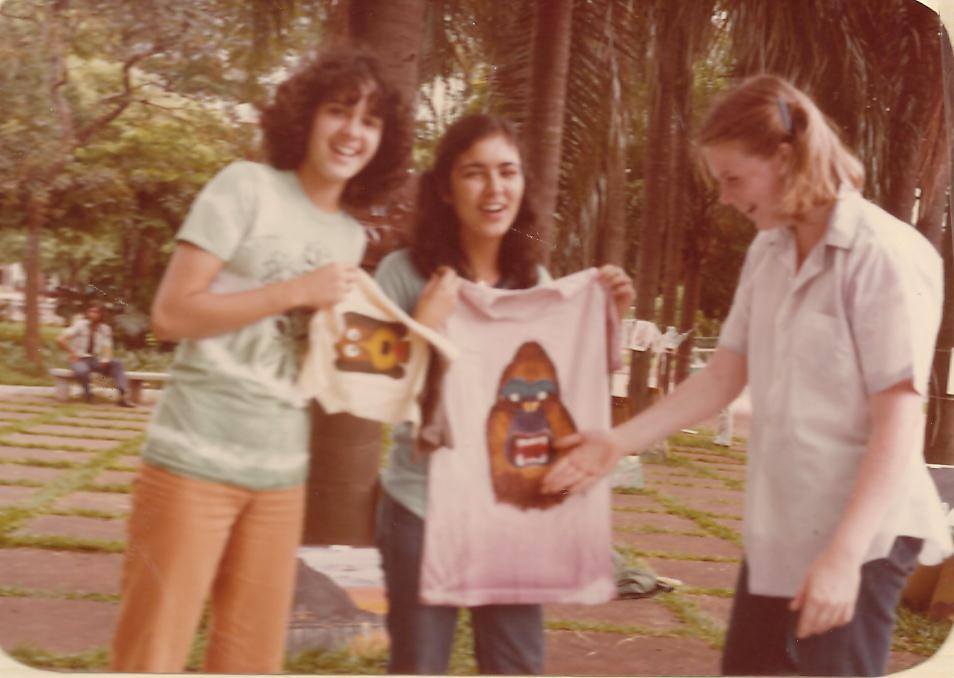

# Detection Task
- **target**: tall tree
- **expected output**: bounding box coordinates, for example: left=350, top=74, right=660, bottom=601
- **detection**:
left=628, top=0, right=677, bottom=411
left=924, top=25, right=954, bottom=464
left=525, top=0, right=574, bottom=266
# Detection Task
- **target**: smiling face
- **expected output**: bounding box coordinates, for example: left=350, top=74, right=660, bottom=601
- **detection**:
left=446, top=133, right=525, bottom=246
left=301, top=84, right=384, bottom=189
left=702, top=141, right=790, bottom=231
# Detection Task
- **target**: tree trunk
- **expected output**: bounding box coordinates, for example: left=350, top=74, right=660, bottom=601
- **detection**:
left=526, top=0, right=574, bottom=265
left=924, top=25, right=954, bottom=464
left=915, top=96, right=950, bottom=250
left=596, top=119, right=626, bottom=267
left=882, top=7, right=942, bottom=221
left=348, top=0, right=426, bottom=112
left=23, top=192, right=45, bottom=365
left=628, top=1, right=674, bottom=411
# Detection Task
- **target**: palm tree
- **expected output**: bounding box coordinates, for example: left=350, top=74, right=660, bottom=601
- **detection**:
left=524, top=0, right=574, bottom=267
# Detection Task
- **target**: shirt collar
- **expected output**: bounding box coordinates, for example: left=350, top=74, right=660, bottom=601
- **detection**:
left=823, top=187, right=862, bottom=250
left=762, top=186, right=861, bottom=253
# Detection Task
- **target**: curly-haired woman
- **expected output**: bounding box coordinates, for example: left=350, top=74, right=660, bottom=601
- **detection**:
left=110, top=47, right=412, bottom=674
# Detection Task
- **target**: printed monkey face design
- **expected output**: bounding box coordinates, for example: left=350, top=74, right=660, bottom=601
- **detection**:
left=334, top=312, right=411, bottom=379
left=487, top=341, right=576, bottom=510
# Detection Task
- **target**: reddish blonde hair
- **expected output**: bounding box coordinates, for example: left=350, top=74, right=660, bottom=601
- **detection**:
left=698, top=74, right=864, bottom=217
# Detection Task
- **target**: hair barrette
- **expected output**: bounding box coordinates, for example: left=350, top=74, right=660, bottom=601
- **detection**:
left=777, top=98, right=793, bottom=136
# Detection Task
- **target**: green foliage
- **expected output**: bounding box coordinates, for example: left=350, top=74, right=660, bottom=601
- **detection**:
left=7, top=646, right=109, bottom=672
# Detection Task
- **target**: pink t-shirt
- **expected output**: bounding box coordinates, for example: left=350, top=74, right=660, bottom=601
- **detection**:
left=421, top=268, right=621, bottom=605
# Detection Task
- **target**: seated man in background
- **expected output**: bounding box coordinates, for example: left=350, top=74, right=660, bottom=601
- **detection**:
left=57, top=302, right=134, bottom=407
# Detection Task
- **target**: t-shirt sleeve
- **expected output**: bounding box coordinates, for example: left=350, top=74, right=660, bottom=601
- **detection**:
left=847, top=235, right=941, bottom=396
left=374, top=250, right=426, bottom=315
left=175, top=162, right=257, bottom=263
left=717, top=238, right=760, bottom=357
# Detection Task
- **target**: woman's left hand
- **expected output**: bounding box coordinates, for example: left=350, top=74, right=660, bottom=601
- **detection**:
left=597, top=265, right=635, bottom=318
left=789, top=546, right=862, bottom=638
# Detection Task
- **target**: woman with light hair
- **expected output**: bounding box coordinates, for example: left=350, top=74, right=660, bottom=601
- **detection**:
left=543, top=74, right=953, bottom=677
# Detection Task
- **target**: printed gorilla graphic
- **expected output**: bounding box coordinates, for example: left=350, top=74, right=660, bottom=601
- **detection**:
left=486, top=341, right=576, bottom=510
left=334, top=312, right=411, bottom=379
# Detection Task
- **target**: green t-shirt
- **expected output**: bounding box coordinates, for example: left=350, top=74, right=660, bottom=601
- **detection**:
left=374, top=248, right=550, bottom=518
left=143, top=161, right=367, bottom=489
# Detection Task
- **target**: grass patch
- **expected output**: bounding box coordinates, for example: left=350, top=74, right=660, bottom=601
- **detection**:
left=43, top=506, right=126, bottom=520
left=7, top=646, right=109, bottom=671
left=0, top=437, right=99, bottom=453
left=892, top=606, right=953, bottom=656
left=285, top=643, right=388, bottom=675
left=0, top=478, right=44, bottom=488
left=545, top=618, right=690, bottom=639
left=0, top=584, right=120, bottom=603
left=655, top=591, right=726, bottom=648
left=667, top=432, right=746, bottom=461
left=616, top=546, right=739, bottom=564
left=2, top=533, right=125, bottom=553
left=0, top=458, right=83, bottom=470
left=615, top=523, right=710, bottom=538
left=79, top=482, right=131, bottom=494
left=682, top=586, right=734, bottom=598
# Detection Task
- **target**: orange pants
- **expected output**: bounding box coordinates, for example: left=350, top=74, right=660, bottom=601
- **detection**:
left=110, top=463, right=304, bottom=674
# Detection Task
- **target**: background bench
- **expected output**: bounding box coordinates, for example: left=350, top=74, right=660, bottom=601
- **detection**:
left=50, top=368, right=168, bottom=404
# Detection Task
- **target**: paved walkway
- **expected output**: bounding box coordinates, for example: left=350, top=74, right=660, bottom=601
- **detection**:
left=0, top=386, right=947, bottom=676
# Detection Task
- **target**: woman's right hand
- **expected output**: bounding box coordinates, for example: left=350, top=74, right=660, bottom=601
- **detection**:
left=413, top=267, right=460, bottom=329
left=540, top=429, right=628, bottom=496
left=292, top=262, right=358, bottom=310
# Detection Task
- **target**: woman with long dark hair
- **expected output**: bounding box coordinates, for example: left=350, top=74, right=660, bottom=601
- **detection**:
left=374, top=113, right=633, bottom=675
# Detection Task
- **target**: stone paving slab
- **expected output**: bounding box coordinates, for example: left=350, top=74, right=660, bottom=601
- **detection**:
left=1, top=433, right=118, bottom=450
left=0, top=485, right=38, bottom=504
left=645, top=558, right=741, bottom=590
left=52, top=491, right=131, bottom=514
left=0, top=404, right=55, bottom=414
left=25, top=424, right=142, bottom=440
left=640, top=466, right=699, bottom=482
left=612, top=510, right=701, bottom=534
left=13, top=514, right=126, bottom=542
left=0, top=548, right=122, bottom=595
left=0, top=597, right=117, bottom=654
left=0, top=464, right=65, bottom=484
left=615, top=532, right=742, bottom=560
left=544, top=630, right=721, bottom=676
left=0, top=446, right=94, bottom=465
left=0, top=411, right=38, bottom=421
left=545, top=598, right=680, bottom=629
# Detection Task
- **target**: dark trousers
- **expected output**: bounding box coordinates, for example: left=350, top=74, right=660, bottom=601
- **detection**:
left=70, top=356, right=129, bottom=395
left=721, top=536, right=922, bottom=676
left=374, top=491, right=544, bottom=675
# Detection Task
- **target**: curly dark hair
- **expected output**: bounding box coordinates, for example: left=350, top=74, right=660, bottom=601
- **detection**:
left=409, top=114, right=542, bottom=288
left=259, top=46, right=412, bottom=208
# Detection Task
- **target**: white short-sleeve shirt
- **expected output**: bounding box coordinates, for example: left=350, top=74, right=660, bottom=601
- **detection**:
left=719, top=189, right=953, bottom=597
